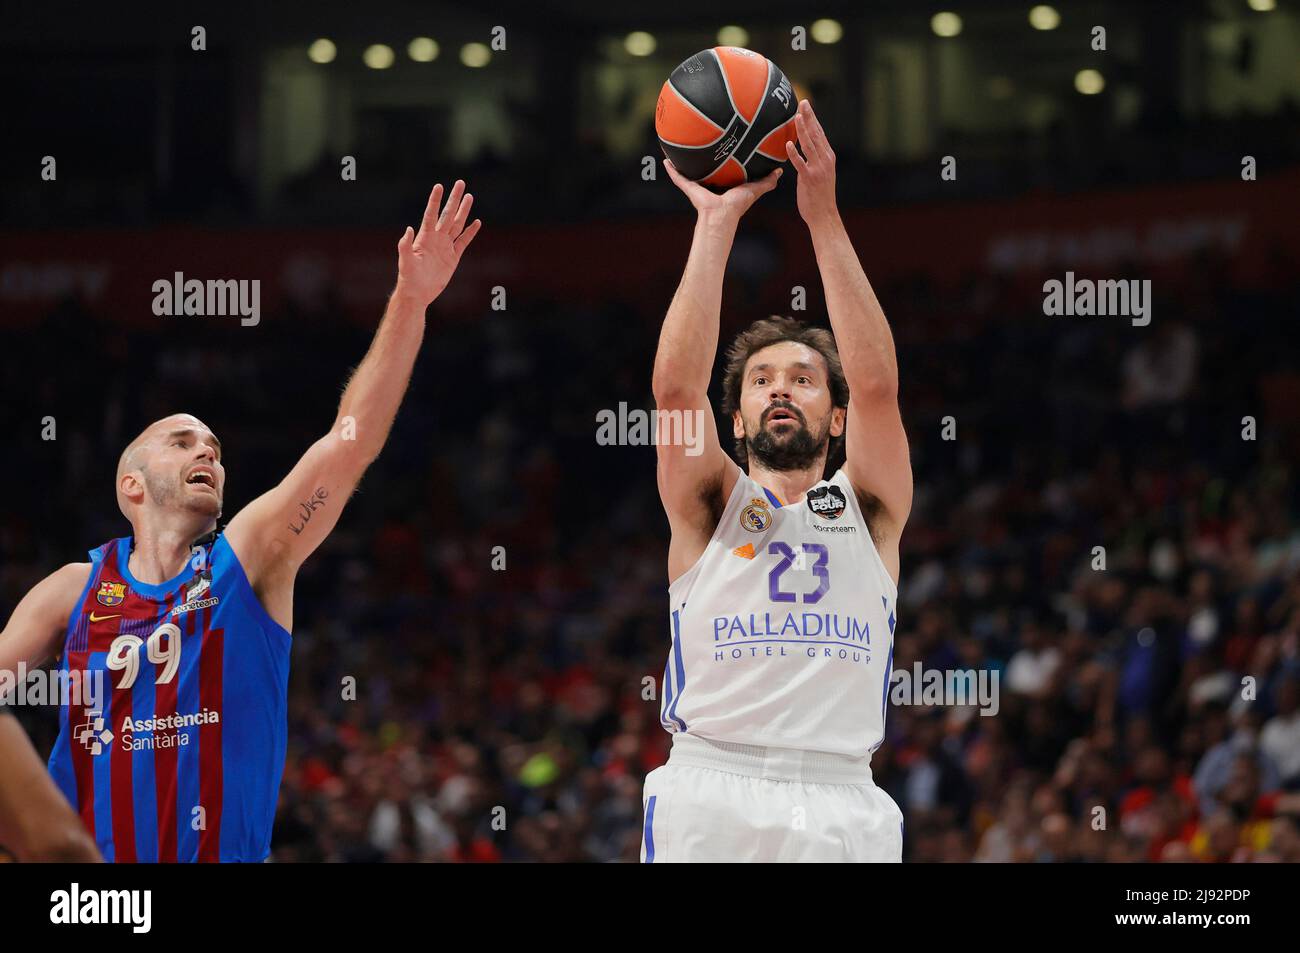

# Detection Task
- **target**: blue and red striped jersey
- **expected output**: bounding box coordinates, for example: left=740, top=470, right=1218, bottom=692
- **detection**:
left=47, top=534, right=291, bottom=862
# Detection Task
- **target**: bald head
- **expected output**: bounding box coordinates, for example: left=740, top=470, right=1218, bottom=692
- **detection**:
left=115, top=414, right=224, bottom=524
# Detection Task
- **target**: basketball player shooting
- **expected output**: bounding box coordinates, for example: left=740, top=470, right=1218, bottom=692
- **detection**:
left=646, top=101, right=911, bottom=862
left=0, top=180, right=481, bottom=862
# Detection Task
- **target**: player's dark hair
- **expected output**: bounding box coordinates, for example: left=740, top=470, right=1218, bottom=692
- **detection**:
left=720, top=316, right=849, bottom=476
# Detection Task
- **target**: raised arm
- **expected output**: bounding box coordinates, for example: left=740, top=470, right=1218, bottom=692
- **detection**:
left=225, top=180, right=481, bottom=626
left=654, top=162, right=779, bottom=581
left=786, top=102, right=912, bottom=580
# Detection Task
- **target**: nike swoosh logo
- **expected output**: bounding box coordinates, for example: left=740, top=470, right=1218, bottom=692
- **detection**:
left=88, top=613, right=121, bottom=622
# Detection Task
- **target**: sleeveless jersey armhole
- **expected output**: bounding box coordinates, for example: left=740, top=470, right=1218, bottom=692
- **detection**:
left=832, top=469, right=899, bottom=600
left=60, top=550, right=108, bottom=654
left=668, top=472, right=755, bottom=604
left=212, top=535, right=293, bottom=645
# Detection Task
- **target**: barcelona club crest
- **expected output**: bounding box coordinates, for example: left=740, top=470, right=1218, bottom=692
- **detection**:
left=96, top=581, right=127, bottom=607
left=740, top=498, right=773, bottom=533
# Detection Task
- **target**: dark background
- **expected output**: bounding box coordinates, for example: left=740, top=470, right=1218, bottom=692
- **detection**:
left=2, top=0, right=1299, bottom=862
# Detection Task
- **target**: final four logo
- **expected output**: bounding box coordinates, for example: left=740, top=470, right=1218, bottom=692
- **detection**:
left=96, top=581, right=127, bottom=607
left=806, top=485, right=847, bottom=520
left=740, top=498, right=772, bottom=533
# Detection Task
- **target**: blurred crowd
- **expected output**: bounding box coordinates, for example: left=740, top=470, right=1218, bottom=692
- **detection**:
left=1, top=227, right=1297, bottom=862
left=12, top=93, right=1300, bottom=229
left=853, top=250, right=1300, bottom=862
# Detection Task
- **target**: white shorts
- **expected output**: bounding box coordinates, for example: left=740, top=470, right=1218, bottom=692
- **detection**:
left=640, top=733, right=904, bottom=863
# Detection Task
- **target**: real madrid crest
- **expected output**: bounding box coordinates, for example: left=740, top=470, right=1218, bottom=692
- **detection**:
left=739, top=497, right=773, bottom=533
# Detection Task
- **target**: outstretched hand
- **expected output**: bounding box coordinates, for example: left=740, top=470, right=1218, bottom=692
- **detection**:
left=395, top=179, right=483, bottom=307
left=785, top=100, right=839, bottom=228
left=664, top=159, right=782, bottom=224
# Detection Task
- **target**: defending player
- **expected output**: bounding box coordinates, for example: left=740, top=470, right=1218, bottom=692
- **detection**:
left=0, top=713, right=102, bottom=861
left=645, top=101, right=911, bottom=862
left=0, top=180, right=481, bottom=862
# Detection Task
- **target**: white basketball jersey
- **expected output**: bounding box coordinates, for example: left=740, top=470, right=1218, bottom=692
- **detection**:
left=659, top=468, right=898, bottom=757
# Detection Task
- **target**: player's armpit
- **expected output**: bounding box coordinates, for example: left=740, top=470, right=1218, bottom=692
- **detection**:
left=0, top=562, right=91, bottom=675
left=0, top=714, right=103, bottom=862
left=653, top=392, right=740, bottom=581
left=224, top=430, right=369, bottom=592
left=842, top=387, right=913, bottom=553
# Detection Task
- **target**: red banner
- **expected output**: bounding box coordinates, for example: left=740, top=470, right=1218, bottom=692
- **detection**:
left=1, top=170, right=1296, bottom=328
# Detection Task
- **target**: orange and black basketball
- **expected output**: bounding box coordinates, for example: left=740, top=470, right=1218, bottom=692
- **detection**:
left=655, top=47, right=798, bottom=188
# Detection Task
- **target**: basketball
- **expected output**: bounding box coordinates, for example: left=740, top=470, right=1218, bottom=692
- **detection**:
left=655, top=47, right=798, bottom=188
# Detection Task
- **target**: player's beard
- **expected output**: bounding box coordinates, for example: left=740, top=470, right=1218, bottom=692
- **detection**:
left=746, top=406, right=828, bottom=472
left=143, top=464, right=222, bottom=518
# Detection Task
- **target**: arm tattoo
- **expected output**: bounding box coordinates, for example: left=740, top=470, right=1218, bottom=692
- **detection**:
left=288, top=487, right=329, bottom=535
